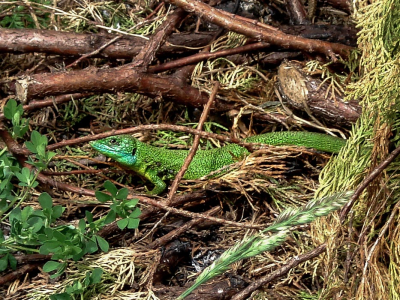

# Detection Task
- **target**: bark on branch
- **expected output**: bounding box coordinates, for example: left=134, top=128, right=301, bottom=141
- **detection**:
left=165, top=0, right=353, bottom=58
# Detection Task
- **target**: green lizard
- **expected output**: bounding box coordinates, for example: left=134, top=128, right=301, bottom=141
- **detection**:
left=90, top=132, right=346, bottom=195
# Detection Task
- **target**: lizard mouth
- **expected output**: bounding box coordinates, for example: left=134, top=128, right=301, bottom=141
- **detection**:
left=90, top=141, right=115, bottom=155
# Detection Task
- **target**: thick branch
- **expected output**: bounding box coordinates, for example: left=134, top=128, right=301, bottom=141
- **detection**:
left=10, top=67, right=219, bottom=109
left=0, top=28, right=215, bottom=59
left=165, top=0, right=353, bottom=58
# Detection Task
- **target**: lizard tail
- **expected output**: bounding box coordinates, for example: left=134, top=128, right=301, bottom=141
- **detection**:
left=244, top=132, right=346, bottom=153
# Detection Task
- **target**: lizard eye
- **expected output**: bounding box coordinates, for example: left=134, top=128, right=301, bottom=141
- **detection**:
left=109, top=138, right=117, bottom=144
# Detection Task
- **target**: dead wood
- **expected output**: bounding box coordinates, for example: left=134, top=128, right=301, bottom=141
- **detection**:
left=165, top=0, right=353, bottom=58
left=0, top=28, right=215, bottom=59
left=277, top=60, right=361, bottom=126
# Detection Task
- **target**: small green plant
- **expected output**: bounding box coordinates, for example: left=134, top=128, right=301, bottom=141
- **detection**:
left=1, top=100, right=56, bottom=220
left=3, top=99, right=29, bottom=139
left=50, top=268, right=104, bottom=300
left=0, top=99, right=141, bottom=292
left=0, top=1, right=51, bottom=29
left=25, top=130, right=57, bottom=169
left=96, top=180, right=141, bottom=230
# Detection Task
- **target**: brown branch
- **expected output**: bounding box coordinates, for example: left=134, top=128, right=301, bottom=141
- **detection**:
left=148, top=206, right=220, bottom=249
left=231, top=243, right=327, bottom=300
left=167, top=82, right=219, bottom=200
left=150, top=42, right=270, bottom=73
left=340, top=142, right=400, bottom=220
left=13, top=254, right=52, bottom=264
left=65, top=36, right=123, bottom=69
left=128, top=8, right=187, bottom=70
left=165, top=0, right=353, bottom=58
left=0, top=28, right=215, bottom=59
left=10, top=66, right=216, bottom=108
left=326, top=0, right=352, bottom=14
left=285, top=0, right=309, bottom=25
left=0, top=263, right=43, bottom=286
left=41, top=169, right=104, bottom=176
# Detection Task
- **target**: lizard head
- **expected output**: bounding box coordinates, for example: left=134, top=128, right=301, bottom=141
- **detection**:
left=90, top=135, right=138, bottom=166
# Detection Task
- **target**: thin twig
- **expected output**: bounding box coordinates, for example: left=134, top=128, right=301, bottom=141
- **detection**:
left=340, top=143, right=400, bottom=220
left=150, top=42, right=270, bottom=73
left=360, top=199, right=400, bottom=287
left=167, top=82, right=219, bottom=201
left=65, top=36, right=122, bottom=69
left=231, top=243, right=327, bottom=300
left=147, top=206, right=220, bottom=249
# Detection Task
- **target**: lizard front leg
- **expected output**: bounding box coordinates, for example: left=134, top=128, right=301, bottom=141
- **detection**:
left=142, top=168, right=167, bottom=195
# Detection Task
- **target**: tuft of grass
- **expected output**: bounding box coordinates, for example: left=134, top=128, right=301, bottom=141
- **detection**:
left=177, top=191, right=354, bottom=299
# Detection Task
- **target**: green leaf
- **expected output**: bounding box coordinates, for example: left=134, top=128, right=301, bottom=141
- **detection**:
left=27, top=217, right=44, bottom=233
left=72, top=249, right=85, bottom=261
left=9, top=207, right=21, bottom=222
left=25, top=142, right=36, bottom=154
left=22, top=166, right=31, bottom=179
left=127, top=218, right=140, bottom=229
left=125, top=199, right=139, bottom=208
left=43, top=261, right=61, bottom=272
left=129, top=207, right=141, bottom=219
left=8, top=254, right=17, bottom=270
left=31, top=180, right=38, bottom=188
left=21, top=206, right=34, bottom=221
left=85, top=240, right=98, bottom=254
left=53, top=230, right=67, bottom=242
left=46, top=151, right=57, bottom=161
left=15, top=168, right=28, bottom=184
left=44, top=227, right=54, bottom=237
left=25, top=131, right=48, bottom=158
left=50, top=293, right=71, bottom=300
left=95, top=236, right=109, bottom=252
left=68, top=281, right=83, bottom=293
left=90, top=268, right=103, bottom=284
left=38, top=192, right=53, bottom=209
left=4, top=99, right=18, bottom=120
left=0, top=255, right=8, bottom=272
left=95, top=191, right=112, bottom=203
left=117, top=218, right=128, bottom=230
left=116, top=188, right=129, bottom=200
left=83, top=272, right=91, bottom=287
left=49, top=262, right=67, bottom=279
left=104, top=210, right=116, bottom=224
left=31, top=130, right=46, bottom=147
left=40, top=241, right=62, bottom=254
left=78, top=219, right=86, bottom=232
left=85, top=211, right=93, bottom=223
left=103, top=180, right=117, bottom=197
left=52, top=205, right=64, bottom=220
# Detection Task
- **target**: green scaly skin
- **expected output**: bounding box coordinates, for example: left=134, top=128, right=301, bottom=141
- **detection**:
left=90, top=132, right=346, bottom=195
